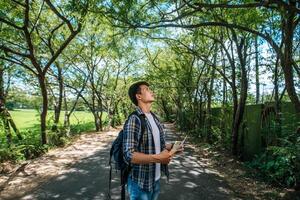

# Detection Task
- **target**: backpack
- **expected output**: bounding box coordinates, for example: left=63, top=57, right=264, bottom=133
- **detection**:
left=108, top=111, right=146, bottom=200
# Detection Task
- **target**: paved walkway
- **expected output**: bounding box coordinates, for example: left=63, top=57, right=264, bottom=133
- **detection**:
left=0, top=123, right=241, bottom=200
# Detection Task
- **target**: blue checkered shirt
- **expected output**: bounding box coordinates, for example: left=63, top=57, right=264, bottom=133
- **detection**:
left=123, top=107, right=169, bottom=191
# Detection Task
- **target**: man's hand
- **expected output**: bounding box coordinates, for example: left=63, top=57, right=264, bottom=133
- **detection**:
left=169, top=144, right=184, bottom=156
left=165, top=143, right=173, bottom=151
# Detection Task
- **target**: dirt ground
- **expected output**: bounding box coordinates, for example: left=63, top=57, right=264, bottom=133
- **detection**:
left=0, top=128, right=119, bottom=199
left=0, top=123, right=299, bottom=200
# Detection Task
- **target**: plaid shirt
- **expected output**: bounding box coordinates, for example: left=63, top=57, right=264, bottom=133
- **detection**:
left=123, top=107, right=169, bottom=191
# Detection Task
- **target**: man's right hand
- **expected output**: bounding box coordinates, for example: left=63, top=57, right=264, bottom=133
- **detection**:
left=153, top=150, right=171, bottom=164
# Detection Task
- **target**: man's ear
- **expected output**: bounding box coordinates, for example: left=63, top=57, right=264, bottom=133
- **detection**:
left=136, top=93, right=141, bottom=100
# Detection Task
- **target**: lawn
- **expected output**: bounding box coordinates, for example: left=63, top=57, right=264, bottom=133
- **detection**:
left=9, top=109, right=102, bottom=130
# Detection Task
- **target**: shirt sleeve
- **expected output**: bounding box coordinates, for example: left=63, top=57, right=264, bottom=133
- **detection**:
left=123, top=115, right=141, bottom=164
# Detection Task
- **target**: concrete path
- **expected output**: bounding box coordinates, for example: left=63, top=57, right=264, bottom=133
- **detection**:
left=0, top=124, right=243, bottom=200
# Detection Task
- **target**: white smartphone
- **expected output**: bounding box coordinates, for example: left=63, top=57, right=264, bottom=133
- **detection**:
left=180, top=136, right=187, bottom=146
left=171, top=136, right=188, bottom=153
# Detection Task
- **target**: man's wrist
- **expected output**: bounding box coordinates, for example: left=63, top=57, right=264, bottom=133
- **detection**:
left=150, top=154, right=159, bottom=163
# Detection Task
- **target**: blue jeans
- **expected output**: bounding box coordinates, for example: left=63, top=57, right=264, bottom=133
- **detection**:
left=127, top=177, right=160, bottom=200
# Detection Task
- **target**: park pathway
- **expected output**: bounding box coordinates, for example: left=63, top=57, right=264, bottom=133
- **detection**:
left=0, top=123, right=287, bottom=200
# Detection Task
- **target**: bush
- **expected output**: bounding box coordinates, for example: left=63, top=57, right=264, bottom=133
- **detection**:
left=0, top=120, right=97, bottom=163
left=0, top=144, right=48, bottom=161
left=247, top=145, right=299, bottom=187
left=0, top=148, right=18, bottom=161
left=70, top=122, right=94, bottom=134
left=15, top=144, right=48, bottom=160
left=48, top=131, right=69, bottom=147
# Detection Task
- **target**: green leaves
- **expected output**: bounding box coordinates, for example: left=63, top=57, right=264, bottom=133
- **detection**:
left=248, top=145, right=299, bottom=187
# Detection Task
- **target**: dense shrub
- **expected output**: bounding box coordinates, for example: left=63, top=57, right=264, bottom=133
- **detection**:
left=247, top=141, right=300, bottom=187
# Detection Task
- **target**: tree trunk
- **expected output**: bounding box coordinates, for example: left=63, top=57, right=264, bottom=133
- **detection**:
left=280, top=5, right=300, bottom=113
left=161, top=98, right=171, bottom=122
left=255, top=36, right=260, bottom=104
left=0, top=65, right=22, bottom=143
left=221, top=52, right=227, bottom=143
left=232, top=76, right=247, bottom=156
left=274, top=56, right=282, bottom=142
left=231, top=61, right=238, bottom=155
left=206, top=48, right=217, bottom=143
left=98, top=99, right=103, bottom=131
left=94, top=111, right=101, bottom=132
left=7, top=111, right=22, bottom=140
left=38, top=75, right=48, bottom=144
left=63, top=90, right=71, bottom=137
left=231, top=34, right=248, bottom=156
left=52, top=66, right=63, bottom=131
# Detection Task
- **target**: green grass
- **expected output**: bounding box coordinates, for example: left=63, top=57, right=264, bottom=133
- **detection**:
left=0, top=109, right=109, bottom=162
left=9, top=109, right=105, bottom=130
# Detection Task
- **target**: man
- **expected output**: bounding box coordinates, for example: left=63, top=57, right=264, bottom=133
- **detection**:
left=123, top=81, right=177, bottom=200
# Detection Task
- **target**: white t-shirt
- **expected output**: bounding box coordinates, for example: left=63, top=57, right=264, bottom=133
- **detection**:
left=145, top=112, right=161, bottom=181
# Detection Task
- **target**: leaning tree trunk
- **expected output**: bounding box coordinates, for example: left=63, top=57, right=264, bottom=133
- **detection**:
left=0, top=65, right=22, bottom=144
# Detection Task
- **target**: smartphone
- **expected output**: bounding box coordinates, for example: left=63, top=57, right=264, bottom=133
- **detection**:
left=180, top=136, right=187, bottom=146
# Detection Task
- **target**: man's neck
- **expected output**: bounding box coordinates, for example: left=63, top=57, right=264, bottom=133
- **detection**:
left=138, top=103, right=151, bottom=113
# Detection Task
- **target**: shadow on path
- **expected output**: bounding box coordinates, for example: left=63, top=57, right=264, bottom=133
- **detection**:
left=4, top=124, right=244, bottom=200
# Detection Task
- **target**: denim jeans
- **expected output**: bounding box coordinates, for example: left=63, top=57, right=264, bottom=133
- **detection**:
left=127, top=177, right=160, bottom=200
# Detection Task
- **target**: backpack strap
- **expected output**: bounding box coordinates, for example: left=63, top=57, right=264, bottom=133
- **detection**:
left=134, top=111, right=146, bottom=151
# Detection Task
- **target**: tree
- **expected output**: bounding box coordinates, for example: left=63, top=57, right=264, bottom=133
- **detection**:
left=101, top=0, right=300, bottom=113
left=0, top=0, right=82, bottom=144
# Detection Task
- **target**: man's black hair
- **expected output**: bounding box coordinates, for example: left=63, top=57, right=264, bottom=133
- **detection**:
left=128, top=81, right=150, bottom=106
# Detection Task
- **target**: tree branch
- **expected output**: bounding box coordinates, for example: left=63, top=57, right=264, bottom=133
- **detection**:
left=193, top=2, right=263, bottom=9
left=1, top=39, right=28, bottom=51
left=0, top=56, right=37, bottom=76
left=0, top=17, right=23, bottom=30
left=0, top=45, right=30, bottom=58
left=24, top=0, right=41, bottom=71
left=29, top=0, right=45, bottom=34
left=11, top=0, right=25, bottom=7
left=137, top=21, right=281, bottom=56
left=43, top=24, right=81, bottom=74
left=44, top=0, right=75, bottom=31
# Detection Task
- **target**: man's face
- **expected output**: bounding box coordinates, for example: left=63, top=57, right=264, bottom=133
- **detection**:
left=136, top=85, right=155, bottom=104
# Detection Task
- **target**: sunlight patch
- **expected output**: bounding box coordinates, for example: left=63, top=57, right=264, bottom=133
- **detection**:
left=218, top=186, right=230, bottom=194
left=188, top=170, right=201, bottom=176
left=184, top=181, right=198, bottom=188
left=56, top=175, right=67, bottom=180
